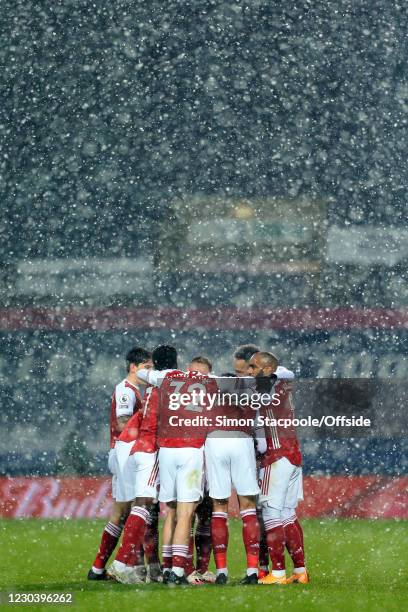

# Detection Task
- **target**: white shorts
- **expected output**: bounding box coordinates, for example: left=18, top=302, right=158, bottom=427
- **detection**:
left=114, top=441, right=159, bottom=502
left=205, top=434, right=260, bottom=499
left=158, top=446, right=204, bottom=503
left=132, top=452, right=159, bottom=500
left=258, top=457, right=303, bottom=509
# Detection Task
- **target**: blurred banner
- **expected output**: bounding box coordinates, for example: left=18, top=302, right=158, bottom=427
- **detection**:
left=328, top=226, right=408, bottom=266
left=1, top=477, right=407, bottom=520
left=15, top=257, right=154, bottom=298
left=156, top=197, right=327, bottom=276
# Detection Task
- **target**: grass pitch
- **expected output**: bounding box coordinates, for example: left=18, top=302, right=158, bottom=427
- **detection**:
left=0, top=518, right=407, bottom=611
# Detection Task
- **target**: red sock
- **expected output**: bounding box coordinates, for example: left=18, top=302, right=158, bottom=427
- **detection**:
left=115, top=507, right=149, bottom=566
left=184, top=529, right=195, bottom=576
left=264, top=518, right=285, bottom=571
left=284, top=516, right=305, bottom=568
left=195, top=525, right=212, bottom=574
left=92, top=522, right=122, bottom=569
left=257, top=508, right=269, bottom=569
left=172, top=544, right=189, bottom=572
left=240, top=509, right=260, bottom=570
left=211, top=511, right=228, bottom=570
left=162, top=544, right=172, bottom=571
left=295, top=519, right=304, bottom=550
left=144, top=506, right=160, bottom=564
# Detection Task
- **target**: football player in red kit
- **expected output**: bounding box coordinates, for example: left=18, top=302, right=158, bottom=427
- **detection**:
left=87, top=347, right=152, bottom=580
left=248, top=352, right=308, bottom=585
left=108, top=381, right=161, bottom=584
left=138, top=346, right=211, bottom=585
left=209, top=344, right=269, bottom=585
left=205, top=372, right=261, bottom=585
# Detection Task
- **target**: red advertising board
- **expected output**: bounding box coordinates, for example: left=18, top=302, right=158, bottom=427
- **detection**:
left=0, top=476, right=406, bottom=520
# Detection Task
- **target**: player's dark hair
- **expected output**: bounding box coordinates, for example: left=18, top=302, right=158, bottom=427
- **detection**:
left=234, top=344, right=260, bottom=362
left=126, top=347, right=152, bottom=371
left=152, top=345, right=178, bottom=370
left=190, top=355, right=213, bottom=372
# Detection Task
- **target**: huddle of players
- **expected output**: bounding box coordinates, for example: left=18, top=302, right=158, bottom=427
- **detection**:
left=88, top=343, right=308, bottom=586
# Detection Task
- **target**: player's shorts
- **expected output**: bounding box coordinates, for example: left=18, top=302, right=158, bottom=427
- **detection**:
left=205, top=433, right=260, bottom=499
left=114, top=441, right=135, bottom=502
left=158, top=446, right=204, bottom=503
left=258, top=456, right=303, bottom=509
left=131, top=451, right=159, bottom=500
left=114, top=441, right=159, bottom=502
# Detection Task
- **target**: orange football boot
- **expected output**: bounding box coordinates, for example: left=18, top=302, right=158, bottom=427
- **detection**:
left=258, top=573, right=287, bottom=585
left=287, top=570, right=309, bottom=584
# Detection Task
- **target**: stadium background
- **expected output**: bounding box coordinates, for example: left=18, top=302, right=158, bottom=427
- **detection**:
left=1, top=1, right=407, bottom=519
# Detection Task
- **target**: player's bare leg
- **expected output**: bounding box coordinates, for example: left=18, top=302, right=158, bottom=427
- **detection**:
left=162, top=502, right=177, bottom=582
left=238, top=494, right=260, bottom=584
left=111, top=501, right=131, bottom=524
left=170, top=501, right=197, bottom=582
left=89, top=501, right=130, bottom=580
left=211, top=499, right=229, bottom=584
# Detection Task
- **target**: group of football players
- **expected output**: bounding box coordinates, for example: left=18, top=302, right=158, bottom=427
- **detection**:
left=87, top=343, right=308, bottom=586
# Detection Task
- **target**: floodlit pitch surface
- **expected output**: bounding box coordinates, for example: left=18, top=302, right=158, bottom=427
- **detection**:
left=1, top=519, right=407, bottom=611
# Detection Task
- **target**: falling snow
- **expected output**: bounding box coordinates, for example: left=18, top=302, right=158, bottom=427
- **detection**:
left=1, top=2, right=406, bottom=489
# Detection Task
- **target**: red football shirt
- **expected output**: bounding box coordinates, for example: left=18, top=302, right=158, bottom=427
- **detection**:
left=157, top=370, right=211, bottom=448
left=131, top=385, right=159, bottom=454
left=259, top=380, right=302, bottom=467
